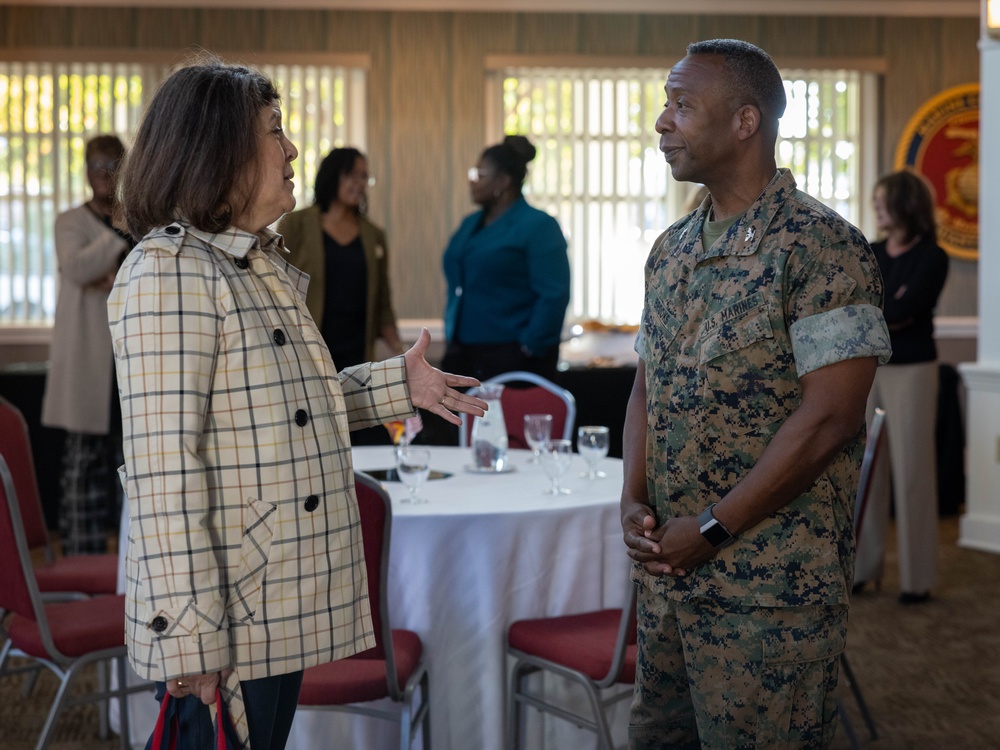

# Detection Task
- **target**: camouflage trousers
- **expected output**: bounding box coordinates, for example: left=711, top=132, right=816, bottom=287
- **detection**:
left=629, top=585, right=847, bottom=750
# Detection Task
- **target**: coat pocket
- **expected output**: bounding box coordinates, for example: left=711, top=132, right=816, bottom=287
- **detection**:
left=226, top=497, right=277, bottom=624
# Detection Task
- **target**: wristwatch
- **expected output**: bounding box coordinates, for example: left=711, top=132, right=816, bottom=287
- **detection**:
left=697, top=503, right=735, bottom=549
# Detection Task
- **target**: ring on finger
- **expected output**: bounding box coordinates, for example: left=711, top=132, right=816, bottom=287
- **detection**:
left=176, top=680, right=186, bottom=689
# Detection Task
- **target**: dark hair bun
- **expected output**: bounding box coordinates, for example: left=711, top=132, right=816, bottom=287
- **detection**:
left=504, top=135, right=536, bottom=165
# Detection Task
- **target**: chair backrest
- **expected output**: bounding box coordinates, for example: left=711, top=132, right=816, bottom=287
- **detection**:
left=853, top=407, right=887, bottom=540
left=459, top=371, right=577, bottom=448
left=0, top=396, right=51, bottom=553
left=0, top=454, right=49, bottom=630
left=352, top=470, right=405, bottom=697
left=597, top=580, right=639, bottom=689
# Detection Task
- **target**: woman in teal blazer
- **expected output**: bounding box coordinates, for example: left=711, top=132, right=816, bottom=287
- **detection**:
left=442, top=135, right=570, bottom=382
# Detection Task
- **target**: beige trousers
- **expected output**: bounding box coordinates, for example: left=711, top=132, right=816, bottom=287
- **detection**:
left=854, top=362, right=939, bottom=594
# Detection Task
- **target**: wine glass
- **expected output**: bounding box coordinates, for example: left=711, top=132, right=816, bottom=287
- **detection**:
left=539, top=439, right=573, bottom=495
left=396, top=447, right=431, bottom=504
left=523, top=414, right=553, bottom=464
left=577, top=425, right=610, bottom=479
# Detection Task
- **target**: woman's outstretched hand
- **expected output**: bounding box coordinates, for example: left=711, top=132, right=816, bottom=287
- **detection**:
left=402, top=328, right=488, bottom=426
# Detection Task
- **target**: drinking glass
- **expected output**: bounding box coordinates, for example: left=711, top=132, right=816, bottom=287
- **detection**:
left=577, top=425, right=610, bottom=479
left=396, top=447, right=431, bottom=504
left=539, top=439, right=573, bottom=495
left=523, top=414, right=553, bottom=464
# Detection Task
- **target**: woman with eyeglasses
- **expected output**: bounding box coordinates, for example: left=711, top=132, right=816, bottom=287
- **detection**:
left=441, top=135, right=570, bottom=383
left=41, top=133, right=134, bottom=554
left=279, top=148, right=404, bottom=368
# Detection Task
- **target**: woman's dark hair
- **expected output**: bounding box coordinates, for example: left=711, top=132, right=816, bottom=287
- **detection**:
left=119, top=56, right=280, bottom=238
left=314, top=147, right=366, bottom=214
left=85, top=134, right=126, bottom=162
left=876, top=170, right=938, bottom=244
left=480, top=135, right=537, bottom=191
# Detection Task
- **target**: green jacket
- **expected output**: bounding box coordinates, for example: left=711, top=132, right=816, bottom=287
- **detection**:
left=278, top=204, right=398, bottom=361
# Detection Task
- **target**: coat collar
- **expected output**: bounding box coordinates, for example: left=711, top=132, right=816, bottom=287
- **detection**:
left=143, top=219, right=285, bottom=259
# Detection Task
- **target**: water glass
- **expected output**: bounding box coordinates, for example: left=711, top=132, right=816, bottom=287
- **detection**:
left=523, top=414, right=553, bottom=464
left=577, top=425, right=610, bottom=479
left=540, top=439, right=573, bottom=495
left=396, top=447, right=431, bottom=504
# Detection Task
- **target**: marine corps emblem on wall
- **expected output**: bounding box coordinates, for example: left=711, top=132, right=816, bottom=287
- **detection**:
left=895, top=83, right=979, bottom=261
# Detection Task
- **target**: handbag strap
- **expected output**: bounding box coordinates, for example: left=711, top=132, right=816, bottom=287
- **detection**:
left=150, top=692, right=177, bottom=750
left=150, top=687, right=232, bottom=750
left=215, top=687, right=235, bottom=750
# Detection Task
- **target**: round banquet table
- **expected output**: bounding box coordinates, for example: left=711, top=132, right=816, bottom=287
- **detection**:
left=114, top=446, right=631, bottom=749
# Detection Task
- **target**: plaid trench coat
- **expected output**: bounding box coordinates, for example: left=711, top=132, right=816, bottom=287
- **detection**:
left=108, top=221, right=415, bottom=746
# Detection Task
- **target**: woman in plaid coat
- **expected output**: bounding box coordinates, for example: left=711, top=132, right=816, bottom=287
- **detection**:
left=109, top=58, right=485, bottom=750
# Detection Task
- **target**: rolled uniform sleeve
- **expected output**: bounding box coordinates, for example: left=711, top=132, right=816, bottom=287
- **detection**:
left=785, top=237, right=892, bottom=378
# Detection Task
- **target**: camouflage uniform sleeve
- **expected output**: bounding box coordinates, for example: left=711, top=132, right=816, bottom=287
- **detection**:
left=786, top=236, right=892, bottom=378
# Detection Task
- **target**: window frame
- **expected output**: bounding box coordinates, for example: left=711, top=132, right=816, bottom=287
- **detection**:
left=0, top=48, right=370, bottom=340
left=486, top=55, right=883, bottom=326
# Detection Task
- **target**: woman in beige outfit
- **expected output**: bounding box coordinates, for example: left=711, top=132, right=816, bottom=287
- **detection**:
left=41, top=134, right=133, bottom=554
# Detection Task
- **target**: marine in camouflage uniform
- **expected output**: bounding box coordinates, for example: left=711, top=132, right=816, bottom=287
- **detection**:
left=622, top=40, right=891, bottom=750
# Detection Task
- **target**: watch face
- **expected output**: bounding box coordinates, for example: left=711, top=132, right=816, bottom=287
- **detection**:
left=701, top=520, right=731, bottom=548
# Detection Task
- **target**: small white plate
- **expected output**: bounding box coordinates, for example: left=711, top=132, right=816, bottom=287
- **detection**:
left=464, top=464, right=517, bottom=475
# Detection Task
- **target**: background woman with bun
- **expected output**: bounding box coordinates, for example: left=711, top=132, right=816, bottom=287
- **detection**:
left=441, top=135, right=570, bottom=383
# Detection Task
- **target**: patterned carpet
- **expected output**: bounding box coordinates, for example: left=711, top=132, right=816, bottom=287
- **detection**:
left=2, top=517, right=998, bottom=749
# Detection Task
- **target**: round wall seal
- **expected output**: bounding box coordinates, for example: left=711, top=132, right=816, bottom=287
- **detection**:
left=894, top=83, right=979, bottom=261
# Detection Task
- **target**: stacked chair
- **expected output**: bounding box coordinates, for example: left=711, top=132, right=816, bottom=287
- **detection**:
left=0, top=454, right=150, bottom=750
left=0, top=396, right=118, bottom=598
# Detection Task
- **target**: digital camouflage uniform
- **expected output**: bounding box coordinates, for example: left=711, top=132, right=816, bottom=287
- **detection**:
left=630, top=169, right=891, bottom=749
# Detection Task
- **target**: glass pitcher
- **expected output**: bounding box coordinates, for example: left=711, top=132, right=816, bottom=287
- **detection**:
left=470, top=383, right=509, bottom=471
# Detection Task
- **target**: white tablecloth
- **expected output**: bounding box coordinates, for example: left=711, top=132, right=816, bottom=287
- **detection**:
left=115, top=446, right=630, bottom=749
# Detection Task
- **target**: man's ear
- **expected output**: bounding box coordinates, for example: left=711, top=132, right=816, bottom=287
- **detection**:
left=734, top=104, right=762, bottom=141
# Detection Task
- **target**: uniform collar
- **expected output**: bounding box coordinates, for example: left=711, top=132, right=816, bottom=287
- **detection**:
left=672, top=169, right=797, bottom=267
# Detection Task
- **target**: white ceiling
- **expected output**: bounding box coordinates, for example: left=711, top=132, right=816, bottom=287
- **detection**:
left=11, top=0, right=981, bottom=17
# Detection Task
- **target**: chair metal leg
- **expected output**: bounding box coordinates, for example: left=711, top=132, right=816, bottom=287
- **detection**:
left=21, top=664, right=42, bottom=697
left=837, top=699, right=862, bottom=750
left=33, top=662, right=78, bottom=750
left=507, top=662, right=536, bottom=750
left=116, top=656, right=131, bottom=750
left=840, top=654, right=877, bottom=740
left=97, top=658, right=109, bottom=739
left=419, top=670, right=431, bottom=750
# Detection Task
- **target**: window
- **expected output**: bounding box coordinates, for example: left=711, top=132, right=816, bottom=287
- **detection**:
left=493, top=65, right=875, bottom=326
left=0, top=56, right=366, bottom=328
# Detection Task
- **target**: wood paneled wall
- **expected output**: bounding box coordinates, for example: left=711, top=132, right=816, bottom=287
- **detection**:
left=0, top=6, right=981, bottom=320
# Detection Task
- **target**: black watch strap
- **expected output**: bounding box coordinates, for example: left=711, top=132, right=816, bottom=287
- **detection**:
left=697, top=503, right=735, bottom=549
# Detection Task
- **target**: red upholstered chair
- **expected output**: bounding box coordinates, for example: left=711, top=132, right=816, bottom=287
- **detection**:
left=459, top=371, right=577, bottom=449
left=0, top=397, right=118, bottom=597
left=0, top=454, right=151, bottom=750
left=505, top=580, right=637, bottom=750
left=297, top=471, right=430, bottom=750
left=838, top=407, right=886, bottom=749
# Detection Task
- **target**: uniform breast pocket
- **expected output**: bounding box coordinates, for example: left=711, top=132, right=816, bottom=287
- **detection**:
left=226, top=496, right=277, bottom=624
left=699, top=296, right=792, bottom=437
left=641, top=294, right=682, bottom=365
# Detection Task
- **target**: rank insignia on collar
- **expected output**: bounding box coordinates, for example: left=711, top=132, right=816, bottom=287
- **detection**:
left=745, top=226, right=756, bottom=243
